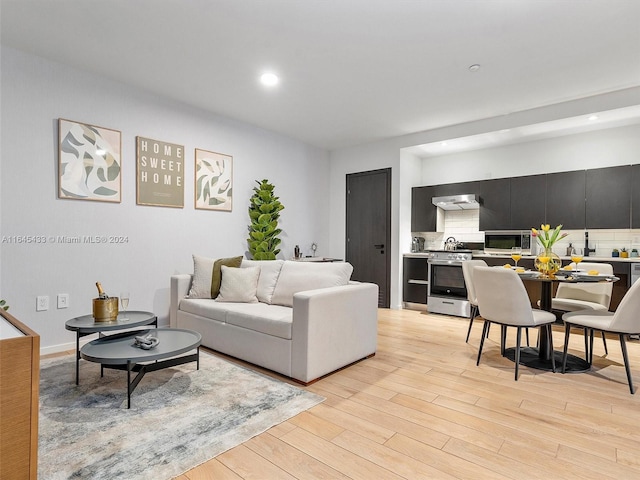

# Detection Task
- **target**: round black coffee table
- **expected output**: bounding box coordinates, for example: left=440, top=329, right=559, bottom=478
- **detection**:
left=65, top=311, right=157, bottom=384
left=80, top=328, right=201, bottom=408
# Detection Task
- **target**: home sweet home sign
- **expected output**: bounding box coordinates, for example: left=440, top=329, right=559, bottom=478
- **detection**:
left=136, top=136, right=184, bottom=207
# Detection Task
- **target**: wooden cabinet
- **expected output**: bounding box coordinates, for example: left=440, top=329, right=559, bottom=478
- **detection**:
left=478, top=178, right=511, bottom=231
left=0, top=311, right=39, bottom=480
left=510, top=174, right=546, bottom=230
left=411, top=186, right=437, bottom=232
left=546, top=170, right=585, bottom=229
left=633, top=165, right=640, bottom=228
left=586, top=166, right=631, bottom=229
left=403, top=257, right=429, bottom=304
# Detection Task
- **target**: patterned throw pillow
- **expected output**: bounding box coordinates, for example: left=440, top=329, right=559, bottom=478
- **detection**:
left=216, top=266, right=260, bottom=303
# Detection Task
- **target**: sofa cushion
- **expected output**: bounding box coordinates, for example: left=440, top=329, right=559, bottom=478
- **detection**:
left=270, top=261, right=354, bottom=307
left=225, top=303, right=293, bottom=339
left=241, top=259, right=284, bottom=304
left=187, top=254, right=242, bottom=299
left=179, top=298, right=229, bottom=322
left=216, top=265, right=260, bottom=303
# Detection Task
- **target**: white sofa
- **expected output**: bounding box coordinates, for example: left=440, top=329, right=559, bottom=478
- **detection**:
left=170, top=259, right=379, bottom=383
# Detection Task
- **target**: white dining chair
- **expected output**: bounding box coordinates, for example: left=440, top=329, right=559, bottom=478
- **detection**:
left=562, top=277, right=640, bottom=394
left=553, top=262, right=613, bottom=354
left=461, top=259, right=488, bottom=343
left=473, top=266, right=556, bottom=380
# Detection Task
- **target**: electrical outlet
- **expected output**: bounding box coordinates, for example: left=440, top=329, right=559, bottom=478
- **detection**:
left=36, top=295, right=49, bottom=311
left=57, top=294, right=69, bottom=309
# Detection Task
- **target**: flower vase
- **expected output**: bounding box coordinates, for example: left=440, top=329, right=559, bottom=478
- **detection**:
left=535, top=248, right=561, bottom=277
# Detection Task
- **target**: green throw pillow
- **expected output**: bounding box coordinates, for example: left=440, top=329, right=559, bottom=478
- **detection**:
left=211, top=256, right=243, bottom=298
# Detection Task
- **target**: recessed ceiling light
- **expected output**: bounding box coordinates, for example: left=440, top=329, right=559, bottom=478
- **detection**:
left=588, top=115, right=599, bottom=121
left=260, top=73, right=279, bottom=87
left=468, top=64, right=481, bottom=72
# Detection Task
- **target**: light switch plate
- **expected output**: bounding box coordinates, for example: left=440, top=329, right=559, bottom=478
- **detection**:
left=57, top=294, right=69, bottom=309
left=36, top=295, right=49, bottom=311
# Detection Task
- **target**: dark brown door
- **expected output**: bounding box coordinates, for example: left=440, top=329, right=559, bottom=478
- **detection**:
left=346, top=168, right=391, bottom=308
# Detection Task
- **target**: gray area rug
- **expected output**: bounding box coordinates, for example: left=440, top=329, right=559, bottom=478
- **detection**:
left=38, top=351, right=323, bottom=479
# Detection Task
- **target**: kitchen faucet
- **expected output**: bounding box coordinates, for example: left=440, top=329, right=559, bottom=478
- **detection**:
left=584, top=231, right=596, bottom=257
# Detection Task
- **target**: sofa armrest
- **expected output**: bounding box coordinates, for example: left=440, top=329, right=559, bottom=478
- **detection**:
left=170, top=274, right=192, bottom=328
left=291, top=282, right=378, bottom=383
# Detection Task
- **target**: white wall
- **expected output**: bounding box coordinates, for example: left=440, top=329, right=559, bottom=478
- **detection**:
left=419, top=123, right=640, bottom=185
left=0, top=47, right=330, bottom=353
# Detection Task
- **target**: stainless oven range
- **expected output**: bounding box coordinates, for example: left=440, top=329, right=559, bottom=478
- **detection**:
left=427, top=250, right=472, bottom=318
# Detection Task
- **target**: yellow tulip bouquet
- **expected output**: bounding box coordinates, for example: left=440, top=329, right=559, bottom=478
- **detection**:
left=531, top=224, right=568, bottom=276
left=531, top=224, right=568, bottom=250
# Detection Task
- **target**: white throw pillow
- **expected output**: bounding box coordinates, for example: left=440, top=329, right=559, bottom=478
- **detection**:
left=270, top=261, right=354, bottom=307
left=216, top=266, right=260, bottom=303
left=187, top=255, right=215, bottom=299
left=241, top=259, right=284, bottom=304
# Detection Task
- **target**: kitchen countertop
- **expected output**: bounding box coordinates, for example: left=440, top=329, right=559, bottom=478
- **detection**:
left=404, top=252, right=640, bottom=262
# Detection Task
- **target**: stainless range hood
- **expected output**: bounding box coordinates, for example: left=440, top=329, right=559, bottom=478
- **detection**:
left=432, top=194, right=480, bottom=210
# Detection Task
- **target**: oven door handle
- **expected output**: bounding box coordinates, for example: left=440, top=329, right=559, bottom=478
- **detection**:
left=428, top=260, right=460, bottom=265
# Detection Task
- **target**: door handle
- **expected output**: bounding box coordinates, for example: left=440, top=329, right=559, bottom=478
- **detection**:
left=374, top=244, right=384, bottom=249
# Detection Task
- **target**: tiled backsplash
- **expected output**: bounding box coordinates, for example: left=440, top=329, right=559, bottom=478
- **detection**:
left=413, top=209, right=640, bottom=255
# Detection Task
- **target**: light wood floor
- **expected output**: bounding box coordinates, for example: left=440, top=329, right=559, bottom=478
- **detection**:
left=136, top=309, right=640, bottom=478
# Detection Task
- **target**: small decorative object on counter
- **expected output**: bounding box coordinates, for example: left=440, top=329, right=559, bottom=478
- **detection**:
left=294, top=245, right=300, bottom=259
left=93, top=281, right=118, bottom=322
left=566, top=243, right=573, bottom=256
left=621, top=248, right=629, bottom=258
left=311, top=242, right=317, bottom=257
left=612, top=248, right=620, bottom=258
left=631, top=249, right=639, bottom=258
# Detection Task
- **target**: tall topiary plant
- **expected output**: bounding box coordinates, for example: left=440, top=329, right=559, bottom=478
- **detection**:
left=247, top=179, right=284, bottom=260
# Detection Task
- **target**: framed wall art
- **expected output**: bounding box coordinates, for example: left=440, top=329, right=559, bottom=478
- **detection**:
left=195, top=148, right=233, bottom=211
left=136, top=136, right=184, bottom=208
left=58, top=118, right=122, bottom=202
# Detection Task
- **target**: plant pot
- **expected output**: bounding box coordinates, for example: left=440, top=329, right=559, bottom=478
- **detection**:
left=612, top=251, right=620, bottom=257
left=621, top=251, right=629, bottom=258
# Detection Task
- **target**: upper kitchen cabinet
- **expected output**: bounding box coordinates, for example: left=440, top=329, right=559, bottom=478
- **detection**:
left=585, top=166, right=631, bottom=229
left=633, top=165, right=640, bottom=228
left=546, top=170, right=585, bottom=229
left=411, top=186, right=437, bottom=232
left=477, top=178, right=510, bottom=231
left=510, top=174, right=546, bottom=230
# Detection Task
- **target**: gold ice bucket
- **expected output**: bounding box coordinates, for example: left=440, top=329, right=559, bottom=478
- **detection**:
left=93, top=298, right=119, bottom=322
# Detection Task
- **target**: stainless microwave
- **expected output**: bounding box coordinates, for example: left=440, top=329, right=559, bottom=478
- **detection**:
left=484, top=231, right=539, bottom=255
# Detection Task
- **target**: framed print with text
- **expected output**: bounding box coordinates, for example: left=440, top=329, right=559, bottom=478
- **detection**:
left=136, top=136, right=184, bottom=208
left=58, top=118, right=121, bottom=202
left=195, top=148, right=233, bottom=211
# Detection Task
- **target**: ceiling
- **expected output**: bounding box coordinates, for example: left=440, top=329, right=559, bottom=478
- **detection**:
left=2, top=0, right=640, bottom=150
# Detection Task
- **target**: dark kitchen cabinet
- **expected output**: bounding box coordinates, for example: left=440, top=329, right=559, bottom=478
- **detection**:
left=510, top=174, right=546, bottom=230
left=546, top=170, right=585, bottom=229
left=633, top=165, right=640, bottom=228
left=411, top=186, right=437, bottom=232
left=403, top=257, right=428, bottom=304
left=586, top=166, right=631, bottom=229
left=478, top=178, right=511, bottom=231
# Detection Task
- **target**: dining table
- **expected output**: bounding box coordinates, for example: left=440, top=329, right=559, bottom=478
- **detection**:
left=503, top=268, right=619, bottom=373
